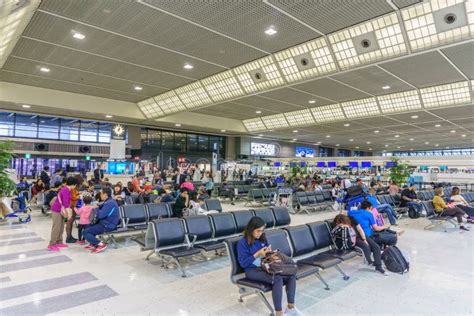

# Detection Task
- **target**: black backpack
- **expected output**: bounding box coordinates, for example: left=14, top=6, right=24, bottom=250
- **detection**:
left=408, top=205, right=421, bottom=219
left=382, top=246, right=409, bottom=274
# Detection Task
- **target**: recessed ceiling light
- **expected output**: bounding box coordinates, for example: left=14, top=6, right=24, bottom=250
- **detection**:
left=256, top=110, right=262, bottom=114
left=326, top=135, right=331, bottom=138
left=336, top=144, right=340, bottom=146
left=446, top=146, right=450, bottom=149
left=366, top=141, right=371, bottom=144
left=461, top=134, right=466, bottom=137
left=292, top=130, right=298, bottom=133
left=450, top=130, right=456, bottom=133
left=435, top=144, right=439, bottom=147
left=105, top=115, right=113, bottom=118
left=175, top=123, right=181, bottom=127
left=308, top=100, right=316, bottom=104
left=344, top=123, right=350, bottom=127
left=411, top=115, right=419, bottom=119
left=349, top=139, right=354, bottom=142
left=409, top=138, right=414, bottom=141
left=317, top=141, right=322, bottom=144
left=394, top=134, right=400, bottom=138
left=221, top=129, right=226, bottom=132
left=397, top=146, right=401, bottom=149
left=72, top=32, right=85, bottom=40
left=40, top=67, right=50, bottom=73
left=40, top=120, right=45, bottom=123
left=355, top=146, right=359, bottom=149
left=264, top=27, right=277, bottom=35
left=369, top=148, right=373, bottom=150
left=425, top=141, right=429, bottom=145
left=374, top=130, right=379, bottom=133
left=134, top=86, right=143, bottom=91
left=292, top=138, right=297, bottom=141
left=313, top=143, right=319, bottom=145
left=183, top=63, right=194, bottom=70
left=258, top=134, right=263, bottom=137
left=382, top=85, right=391, bottom=90
left=385, top=144, right=389, bottom=147
left=410, top=148, right=414, bottom=151
left=435, top=124, right=441, bottom=127
left=22, top=104, right=31, bottom=108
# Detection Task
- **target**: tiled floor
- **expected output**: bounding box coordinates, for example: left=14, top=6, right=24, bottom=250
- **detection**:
left=0, top=203, right=472, bottom=316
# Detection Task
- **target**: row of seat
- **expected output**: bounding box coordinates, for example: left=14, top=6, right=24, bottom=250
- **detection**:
left=293, top=191, right=333, bottom=214
left=145, top=207, right=292, bottom=277
left=244, top=188, right=280, bottom=206
left=225, top=221, right=359, bottom=315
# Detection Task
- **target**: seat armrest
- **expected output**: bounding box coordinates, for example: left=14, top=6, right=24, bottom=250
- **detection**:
left=185, top=234, right=197, bottom=247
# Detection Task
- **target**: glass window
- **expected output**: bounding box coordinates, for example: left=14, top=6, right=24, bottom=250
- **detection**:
left=80, top=121, right=98, bottom=142
left=161, top=132, right=174, bottom=150
left=38, top=116, right=59, bottom=139
left=147, top=130, right=161, bottom=147
left=187, top=134, right=198, bottom=151
left=15, top=114, right=38, bottom=138
left=0, top=112, right=15, bottom=136
left=198, top=135, right=209, bottom=151
left=98, top=123, right=111, bottom=143
left=60, top=119, right=80, bottom=141
left=174, top=132, right=186, bottom=151
left=140, top=129, right=148, bottom=147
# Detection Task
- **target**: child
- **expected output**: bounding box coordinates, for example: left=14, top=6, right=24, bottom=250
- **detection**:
left=75, top=195, right=94, bottom=245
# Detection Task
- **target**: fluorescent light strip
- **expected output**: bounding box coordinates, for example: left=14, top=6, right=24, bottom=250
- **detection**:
left=311, top=104, right=346, bottom=122
left=261, top=113, right=289, bottom=129
left=154, top=91, right=186, bottom=115
left=378, top=90, right=422, bottom=113
left=174, top=81, right=212, bottom=110
left=420, top=81, right=471, bottom=108
left=233, top=56, right=285, bottom=93
left=401, top=0, right=473, bottom=52
left=274, top=37, right=337, bottom=83
left=328, top=13, right=407, bottom=70
left=284, top=109, right=315, bottom=126
left=201, top=70, right=245, bottom=102
left=243, top=118, right=267, bottom=132
left=137, top=98, right=164, bottom=118
left=341, top=97, right=380, bottom=118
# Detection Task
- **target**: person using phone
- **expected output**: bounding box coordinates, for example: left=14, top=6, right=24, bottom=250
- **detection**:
left=237, top=217, right=303, bottom=316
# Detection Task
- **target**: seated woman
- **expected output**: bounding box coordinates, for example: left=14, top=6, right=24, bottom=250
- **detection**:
left=450, top=187, right=474, bottom=220
left=237, top=217, right=303, bottom=316
left=433, top=188, right=470, bottom=230
left=113, top=184, right=125, bottom=206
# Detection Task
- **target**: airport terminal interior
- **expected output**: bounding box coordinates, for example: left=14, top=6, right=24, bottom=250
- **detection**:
left=0, top=0, right=473, bottom=315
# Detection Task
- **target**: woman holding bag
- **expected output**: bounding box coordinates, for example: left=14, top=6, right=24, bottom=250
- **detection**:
left=48, top=177, right=78, bottom=251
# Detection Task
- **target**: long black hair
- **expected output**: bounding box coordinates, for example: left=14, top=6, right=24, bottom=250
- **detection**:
left=243, top=216, right=267, bottom=245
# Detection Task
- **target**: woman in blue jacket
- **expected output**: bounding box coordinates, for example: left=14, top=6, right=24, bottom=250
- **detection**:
left=237, top=217, right=303, bottom=316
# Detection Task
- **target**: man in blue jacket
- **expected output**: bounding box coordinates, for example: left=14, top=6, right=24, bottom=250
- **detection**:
left=83, top=187, right=120, bottom=253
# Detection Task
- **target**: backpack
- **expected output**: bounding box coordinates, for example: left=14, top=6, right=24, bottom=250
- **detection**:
left=261, top=251, right=297, bottom=276
left=89, top=208, right=98, bottom=225
left=331, top=226, right=355, bottom=250
left=408, top=205, right=421, bottom=219
left=382, top=246, right=410, bottom=274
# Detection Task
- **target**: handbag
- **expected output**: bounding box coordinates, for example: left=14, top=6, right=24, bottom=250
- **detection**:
left=57, top=192, right=72, bottom=219
left=261, top=251, right=297, bottom=276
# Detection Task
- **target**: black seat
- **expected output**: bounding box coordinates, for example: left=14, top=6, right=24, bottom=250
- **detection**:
left=232, top=210, right=254, bottom=233
left=205, top=199, right=223, bottom=213
left=146, top=203, right=170, bottom=221
left=122, top=204, right=147, bottom=230
left=224, top=237, right=273, bottom=314
left=210, top=213, right=237, bottom=240
left=307, top=222, right=358, bottom=261
left=322, top=190, right=332, bottom=201
left=272, top=207, right=291, bottom=227
left=184, top=216, right=225, bottom=252
left=252, top=208, right=275, bottom=229
left=422, top=201, right=457, bottom=230
left=152, top=218, right=202, bottom=277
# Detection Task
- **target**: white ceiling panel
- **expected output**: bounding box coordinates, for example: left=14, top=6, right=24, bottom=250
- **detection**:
left=293, top=78, right=370, bottom=102
left=441, top=41, right=474, bottom=79
left=260, top=87, right=332, bottom=108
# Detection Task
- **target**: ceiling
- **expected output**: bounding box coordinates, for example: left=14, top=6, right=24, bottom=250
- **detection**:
left=0, top=0, right=473, bottom=152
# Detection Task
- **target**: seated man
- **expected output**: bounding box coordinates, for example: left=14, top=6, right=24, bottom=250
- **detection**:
left=83, top=187, right=120, bottom=253
left=173, top=188, right=189, bottom=218
left=348, top=200, right=397, bottom=248
left=366, top=189, right=398, bottom=225
left=400, top=184, right=423, bottom=215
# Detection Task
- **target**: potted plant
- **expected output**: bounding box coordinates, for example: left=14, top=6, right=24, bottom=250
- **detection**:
left=0, top=141, right=16, bottom=197
left=388, top=157, right=412, bottom=186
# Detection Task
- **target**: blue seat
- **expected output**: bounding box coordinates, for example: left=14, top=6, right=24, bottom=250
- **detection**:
left=184, top=216, right=225, bottom=252
left=205, top=199, right=223, bottom=213
left=146, top=203, right=170, bottom=221
left=231, top=210, right=254, bottom=233
left=252, top=208, right=275, bottom=229
left=272, top=207, right=291, bottom=227
left=209, top=213, right=237, bottom=239
left=121, top=204, right=147, bottom=230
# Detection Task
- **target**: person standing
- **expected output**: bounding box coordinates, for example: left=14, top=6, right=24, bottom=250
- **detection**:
left=40, top=166, right=51, bottom=190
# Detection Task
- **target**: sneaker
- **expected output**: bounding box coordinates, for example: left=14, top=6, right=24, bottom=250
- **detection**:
left=84, top=244, right=96, bottom=249
left=375, top=266, right=388, bottom=276
left=284, top=306, right=304, bottom=316
left=75, top=240, right=86, bottom=245
left=231, top=202, right=235, bottom=205
left=55, top=243, right=68, bottom=248
left=66, top=237, right=78, bottom=244
left=91, top=242, right=108, bottom=254
left=459, top=225, right=470, bottom=231
left=47, top=245, right=60, bottom=251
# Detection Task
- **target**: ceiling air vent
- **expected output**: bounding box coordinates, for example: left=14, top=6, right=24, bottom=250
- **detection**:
left=352, top=31, right=380, bottom=55
left=249, top=69, right=267, bottom=84
left=433, top=3, right=468, bottom=33
left=293, top=52, right=316, bottom=71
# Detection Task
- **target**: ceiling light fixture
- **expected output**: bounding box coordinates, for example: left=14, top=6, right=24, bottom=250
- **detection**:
left=326, top=135, right=331, bottom=138
left=292, top=138, right=297, bottom=141
left=72, top=32, right=85, bottom=40
left=256, top=110, right=262, bottom=114
left=336, top=144, right=340, bottom=147
left=374, top=130, right=379, bottom=133
left=409, top=138, right=414, bottom=141
left=183, top=63, right=194, bottom=70
left=411, top=115, right=419, bottom=119
left=385, top=144, right=389, bottom=147
left=22, top=104, right=31, bottom=108
left=382, top=85, right=391, bottom=90
left=369, top=148, right=373, bottom=150
left=258, top=134, right=263, bottom=137
left=435, top=124, right=441, bottom=127
left=461, top=134, right=466, bottom=137
left=394, top=135, right=400, bottom=138
left=446, top=147, right=450, bottom=149
left=308, top=100, right=316, bottom=104
left=366, top=141, right=371, bottom=144
left=435, top=144, right=439, bottom=147
left=425, top=141, right=429, bottom=145
left=221, top=129, right=226, bottom=132
left=39, top=67, right=50, bottom=73
left=292, top=130, right=298, bottom=133
left=105, top=115, right=113, bottom=118
left=410, top=148, right=414, bottom=151
left=134, top=86, right=143, bottom=91
left=349, top=139, right=354, bottom=142
left=450, top=130, right=456, bottom=133
left=397, top=146, right=401, bottom=149
left=355, top=146, right=359, bottom=149
left=175, top=123, right=181, bottom=127
left=344, top=123, right=350, bottom=127
left=264, top=27, right=277, bottom=35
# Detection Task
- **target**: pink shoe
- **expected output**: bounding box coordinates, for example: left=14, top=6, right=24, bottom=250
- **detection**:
left=55, top=243, right=68, bottom=248
left=47, top=245, right=60, bottom=251
left=75, top=240, right=86, bottom=245
left=84, top=244, right=96, bottom=250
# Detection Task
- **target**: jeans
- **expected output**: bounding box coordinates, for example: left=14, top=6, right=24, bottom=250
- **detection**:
left=377, top=203, right=397, bottom=225
left=83, top=223, right=110, bottom=246
left=439, top=207, right=466, bottom=223
left=77, top=224, right=87, bottom=241
left=355, top=237, right=382, bottom=267
left=456, top=204, right=474, bottom=217
left=245, top=268, right=296, bottom=312
left=407, top=201, right=423, bottom=213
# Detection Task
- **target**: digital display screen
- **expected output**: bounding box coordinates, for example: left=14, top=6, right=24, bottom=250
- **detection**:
left=361, top=161, right=372, bottom=168
left=251, top=142, right=276, bottom=156
left=328, top=161, right=337, bottom=168
left=108, top=162, right=134, bottom=175
left=300, top=161, right=307, bottom=167
left=295, top=147, right=315, bottom=158
left=385, top=161, right=397, bottom=168
left=289, top=162, right=297, bottom=168
left=317, top=162, right=326, bottom=167
left=348, top=161, right=359, bottom=167
left=274, top=161, right=281, bottom=167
